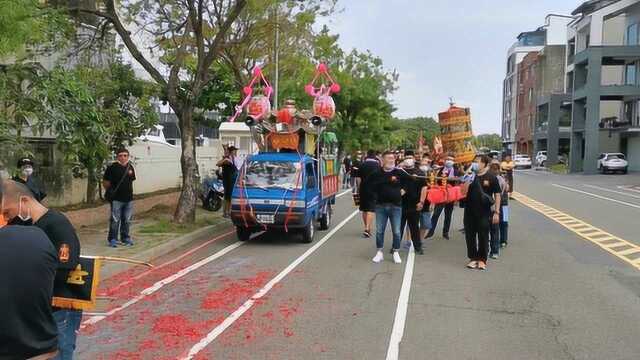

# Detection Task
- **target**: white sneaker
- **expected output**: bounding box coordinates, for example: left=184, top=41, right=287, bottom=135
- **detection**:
left=372, top=250, right=384, bottom=263
left=392, top=251, right=402, bottom=264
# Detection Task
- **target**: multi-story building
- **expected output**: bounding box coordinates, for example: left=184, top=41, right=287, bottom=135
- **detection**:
left=567, top=0, right=640, bottom=173
left=501, top=15, right=573, bottom=153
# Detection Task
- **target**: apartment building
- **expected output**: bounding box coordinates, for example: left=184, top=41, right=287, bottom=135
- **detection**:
left=501, top=15, right=573, bottom=153
left=567, top=0, right=640, bottom=173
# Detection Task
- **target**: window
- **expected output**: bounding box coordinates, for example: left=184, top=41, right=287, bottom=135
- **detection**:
left=625, top=64, right=636, bottom=85
left=528, top=88, right=533, bottom=103
left=627, top=23, right=639, bottom=45
left=242, top=161, right=302, bottom=190
left=305, top=163, right=316, bottom=189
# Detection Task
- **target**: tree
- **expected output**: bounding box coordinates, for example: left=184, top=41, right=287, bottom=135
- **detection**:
left=387, top=117, right=440, bottom=150
left=0, top=0, right=71, bottom=57
left=73, top=0, right=250, bottom=223
left=472, top=133, right=502, bottom=151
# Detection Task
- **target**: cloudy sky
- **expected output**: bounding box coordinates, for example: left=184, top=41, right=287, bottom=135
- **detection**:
left=327, top=0, right=579, bottom=134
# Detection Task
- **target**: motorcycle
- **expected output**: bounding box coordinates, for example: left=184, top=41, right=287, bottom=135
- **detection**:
left=200, top=169, right=224, bottom=211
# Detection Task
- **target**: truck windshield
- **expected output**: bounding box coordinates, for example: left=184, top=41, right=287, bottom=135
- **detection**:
left=242, top=161, right=303, bottom=190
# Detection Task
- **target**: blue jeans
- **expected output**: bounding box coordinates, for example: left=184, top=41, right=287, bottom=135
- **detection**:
left=419, top=212, right=432, bottom=230
left=53, top=309, right=82, bottom=360
left=108, top=200, right=133, bottom=244
left=375, top=204, right=402, bottom=250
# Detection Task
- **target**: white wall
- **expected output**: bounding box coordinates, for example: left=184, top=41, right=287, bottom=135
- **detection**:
left=546, top=15, right=573, bottom=45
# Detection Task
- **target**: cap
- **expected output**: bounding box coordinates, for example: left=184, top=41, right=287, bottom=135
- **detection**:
left=17, top=158, right=34, bottom=168
left=228, top=145, right=238, bottom=151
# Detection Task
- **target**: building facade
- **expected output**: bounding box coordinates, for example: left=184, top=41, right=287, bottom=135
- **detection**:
left=567, top=0, right=640, bottom=173
left=516, top=52, right=539, bottom=155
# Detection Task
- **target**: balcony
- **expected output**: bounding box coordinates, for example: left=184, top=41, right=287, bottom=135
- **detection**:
left=574, top=46, right=640, bottom=65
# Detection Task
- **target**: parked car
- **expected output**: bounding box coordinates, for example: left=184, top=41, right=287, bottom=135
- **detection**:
left=513, top=154, right=532, bottom=169
left=597, top=153, right=628, bottom=174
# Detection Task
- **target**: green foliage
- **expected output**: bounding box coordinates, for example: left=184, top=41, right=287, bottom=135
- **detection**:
left=472, top=133, right=502, bottom=151
left=386, top=117, right=440, bottom=151
left=0, top=0, right=71, bottom=57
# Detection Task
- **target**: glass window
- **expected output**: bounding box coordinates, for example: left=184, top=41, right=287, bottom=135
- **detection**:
left=625, top=64, right=636, bottom=85
left=242, top=161, right=302, bottom=190
left=627, top=23, right=639, bottom=45
left=305, top=163, right=316, bottom=188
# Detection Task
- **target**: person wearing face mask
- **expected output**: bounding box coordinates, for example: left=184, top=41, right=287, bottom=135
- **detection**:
left=368, top=151, right=414, bottom=264
left=425, top=156, right=460, bottom=240
left=398, top=151, right=426, bottom=255
left=103, top=148, right=137, bottom=247
left=12, top=158, right=47, bottom=203
left=417, top=157, right=433, bottom=240
left=463, top=155, right=502, bottom=271
left=1, top=180, right=82, bottom=359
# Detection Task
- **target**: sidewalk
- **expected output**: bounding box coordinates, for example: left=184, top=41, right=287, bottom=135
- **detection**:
left=76, top=203, right=232, bottom=279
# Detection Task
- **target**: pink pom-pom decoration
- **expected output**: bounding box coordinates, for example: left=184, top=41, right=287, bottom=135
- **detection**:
left=317, top=63, right=328, bottom=73
left=330, top=83, right=341, bottom=94
left=243, top=86, right=253, bottom=96
left=305, top=84, right=315, bottom=97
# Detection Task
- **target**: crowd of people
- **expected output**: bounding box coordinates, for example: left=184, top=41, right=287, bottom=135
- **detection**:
left=344, top=149, right=512, bottom=270
left=0, top=148, right=136, bottom=359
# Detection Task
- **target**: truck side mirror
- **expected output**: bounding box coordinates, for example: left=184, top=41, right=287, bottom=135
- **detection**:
left=310, top=115, right=325, bottom=126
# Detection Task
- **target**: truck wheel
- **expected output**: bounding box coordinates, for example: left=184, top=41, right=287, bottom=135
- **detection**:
left=301, top=221, right=315, bottom=243
left=319, top=206, right=332, bottom=230
left=236, top=226, right=251, bottom=242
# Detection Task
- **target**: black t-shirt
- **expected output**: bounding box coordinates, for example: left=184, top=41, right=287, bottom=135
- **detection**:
left=343, top=157, right=352, bottom=172
left=400, top=167, right=426, bottom=212
left=12, top=176, right=47, bottom=202
left=465, top=172, right=501, bottom=216
left=0, top=226, right=58, bottom=359
left=356, top=158, right=381, bottom=195
left=369, top=168, right=411, bottom=207
left=103, top=162, right=136, bottom=202
left=34, top=210, right=81, bottom=311
left=220, top=157, right=238, bottom=186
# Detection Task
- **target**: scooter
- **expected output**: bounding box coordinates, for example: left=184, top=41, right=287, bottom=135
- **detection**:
left=200, top=169, right=224, bottom=211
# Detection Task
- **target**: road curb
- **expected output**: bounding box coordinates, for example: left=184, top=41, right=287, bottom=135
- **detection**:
left=100, top=221, right=234, bottom=280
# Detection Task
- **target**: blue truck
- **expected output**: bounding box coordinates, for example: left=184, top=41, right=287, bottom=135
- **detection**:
left=230, top=145, right=339, bottom=243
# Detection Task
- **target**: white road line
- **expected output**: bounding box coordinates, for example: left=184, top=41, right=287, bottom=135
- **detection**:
left=552, top=184, right=640, bottom=210
left=583, top=184, right=640, bottom=200
left=181, top=210, right=359, bottom=360
left=81, top=239, right=247, bottom=327
left=385, top=244, right=416, bottom=360
left=618, top=185, right=640, bottom=194
left=337, top=189, right=352, bottom=198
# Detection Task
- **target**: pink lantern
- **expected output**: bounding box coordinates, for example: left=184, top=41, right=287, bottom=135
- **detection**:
left=247, top=95, right=271, bottom=120
left=313, top=95, right=336, bottom=119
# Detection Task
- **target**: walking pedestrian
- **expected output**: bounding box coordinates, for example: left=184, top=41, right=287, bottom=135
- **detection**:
left=355, top=150, right=380, bottom=238
left=501, top=153, right=515, bottom=197
left=103, top=148, right=136, bottom=247
left=426, top=156, right=460, bottom=240
left=217, top=145, right=243, bottom=218
left=369, top=151, right=412, bottom=264
left=12, top=157, right=47, bottom=202
left=417, top=157, right=433, bottom=240
left=398, top=151, right=426, bottom=255
left=489, top=160, right=508, bottom=259
left=342, top=154, right=352, bottom=189
left=1, top=180, right=83, bottom=359
left=351, top=151, right=362, bottom=189
left=463, top=155, right=502, bottom=270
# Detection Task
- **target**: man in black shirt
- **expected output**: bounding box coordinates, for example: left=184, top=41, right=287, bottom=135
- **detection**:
left=216, top=145, right=242, bottom=218
left=463, top=155, right=502, bottom=271
left=368, top=151, right=412, bottom=264
left=342, top=154, right=352, bottom=189
left=103, top=148, right=136, bottom=247
left=354, top=150, right=380, bottom=238
left=1, top=180, right=84, bottom=359
left=398, top=151, right=426, bottom=255
left=12, top=158, right=47, bottom=202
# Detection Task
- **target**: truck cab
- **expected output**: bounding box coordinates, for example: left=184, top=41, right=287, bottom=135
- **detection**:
left=230, top=152, right=334, bottom=243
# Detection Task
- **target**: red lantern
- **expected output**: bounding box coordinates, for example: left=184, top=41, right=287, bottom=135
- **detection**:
left=277, top=108, right=294, bottom=125
left=247, top=95, right=271, bottom=120
left=313, top=95, right=336, bottom=119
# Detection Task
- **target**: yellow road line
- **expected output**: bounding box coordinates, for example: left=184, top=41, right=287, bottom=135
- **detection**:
left=512, top=192, right=640, bottom=271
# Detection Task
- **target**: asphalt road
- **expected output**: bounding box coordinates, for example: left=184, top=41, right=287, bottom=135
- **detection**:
left=77, top=174, right=640, bottom=360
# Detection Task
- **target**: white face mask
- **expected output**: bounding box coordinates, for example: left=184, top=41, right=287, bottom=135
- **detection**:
left=445, top=160, right=454, bottom=168
left=22, top=167, right=33, bottom=177
left=420, top=165, right=430, bottom=172
left=404, top=158, right=415, bottom=168
left=17, top=197, right=32, bottom=222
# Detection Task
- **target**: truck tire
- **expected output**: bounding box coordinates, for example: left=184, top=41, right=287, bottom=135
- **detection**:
left=319, top=206, right=332, bottom=230
left=301, top=221, right=315, bottom=243
left=236, top=226, right=251, bottom=242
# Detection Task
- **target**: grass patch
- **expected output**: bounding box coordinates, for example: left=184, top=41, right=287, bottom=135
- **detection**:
left=138, top=215, right=222, bottom=235
left=549, top=163, right=568, bottom=174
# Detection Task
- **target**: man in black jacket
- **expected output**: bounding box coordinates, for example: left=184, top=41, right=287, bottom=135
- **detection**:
left=399, top=151, right=426, bottom=254
left=103, top=148, right=136, bottom=247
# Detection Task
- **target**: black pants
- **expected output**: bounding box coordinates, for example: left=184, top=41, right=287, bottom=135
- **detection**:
left=464, top=211, right=490, bottom=262
left=401, top=211, right=422, bottom=250
left=429, top=203, right=454, bottom=236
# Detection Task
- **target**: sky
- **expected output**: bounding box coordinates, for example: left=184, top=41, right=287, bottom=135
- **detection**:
left=325, top=0, right=579, bottom=134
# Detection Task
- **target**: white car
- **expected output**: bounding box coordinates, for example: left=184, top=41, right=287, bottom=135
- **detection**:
left=513, top=154, right=532, bottom=169
left=597, top=153, right=628, bottom=174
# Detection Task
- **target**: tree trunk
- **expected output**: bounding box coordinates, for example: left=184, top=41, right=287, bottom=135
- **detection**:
left=86, top=167, right=98, bottom=204
left=173, top=107, right=198, bottom=224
